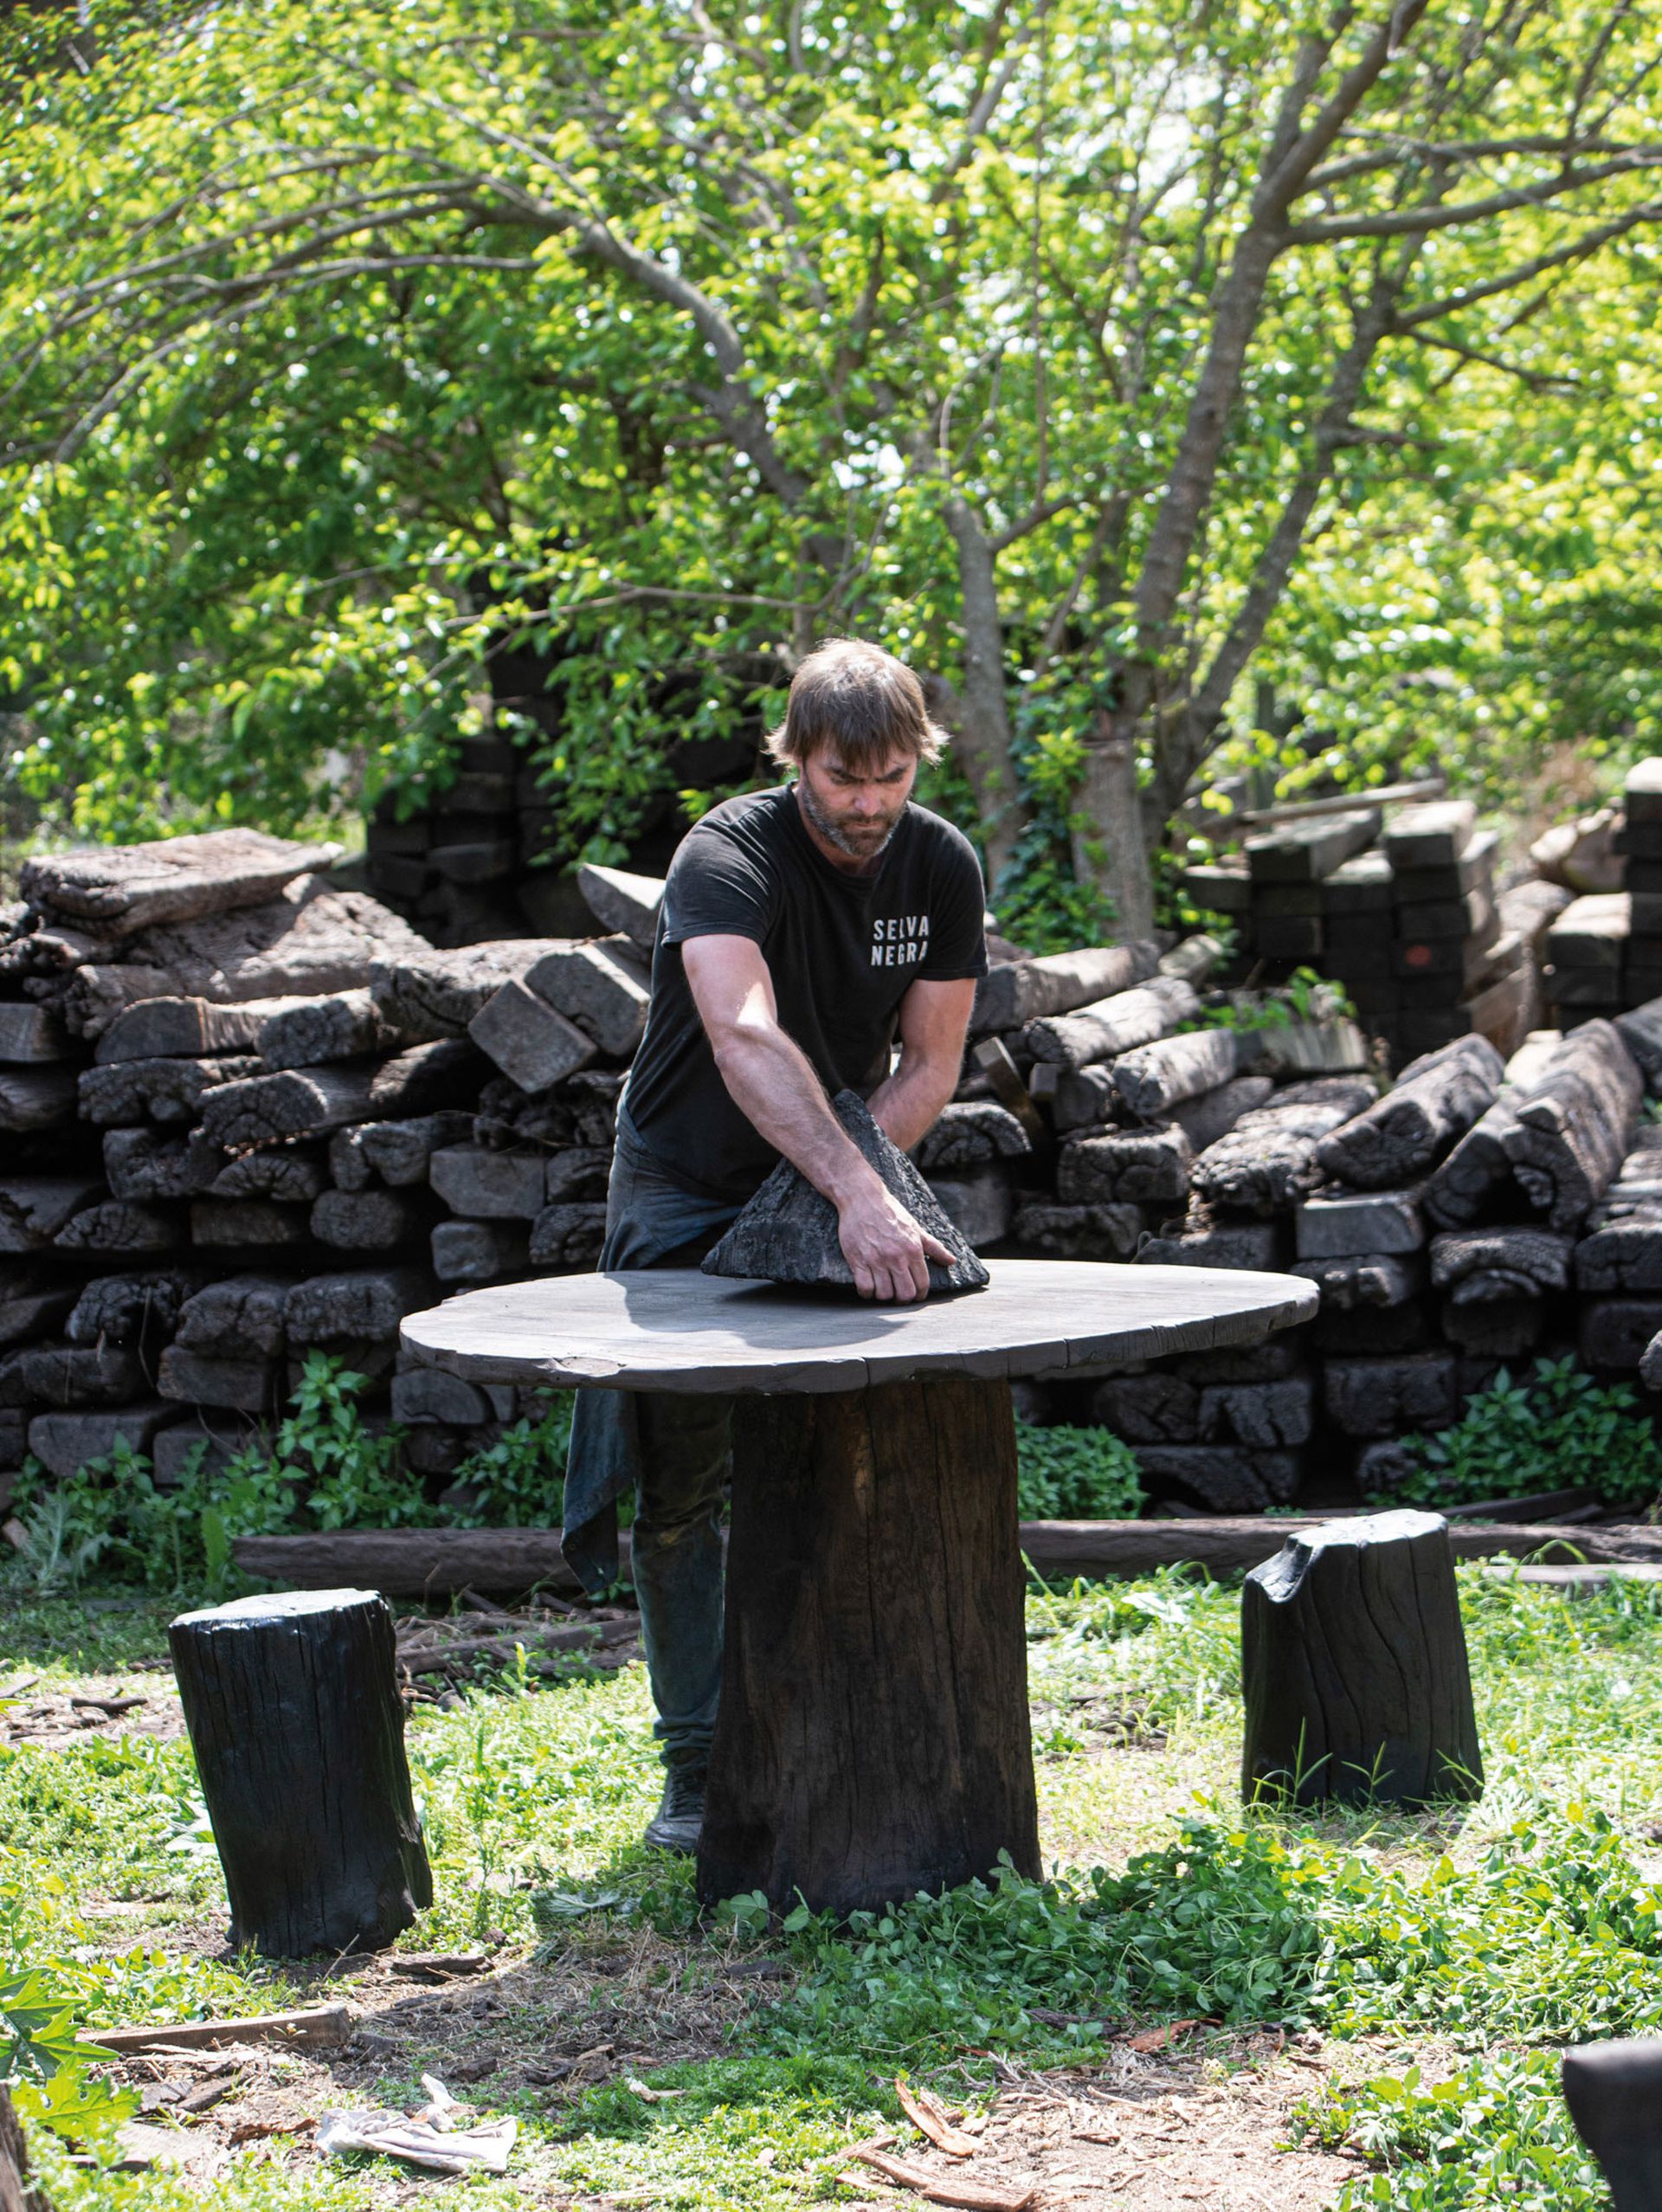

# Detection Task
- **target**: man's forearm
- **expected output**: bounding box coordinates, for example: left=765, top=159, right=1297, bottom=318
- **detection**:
left=868, top=1051, right=958, bottom=1155
left=710, top=1023, right=881, bottom=1205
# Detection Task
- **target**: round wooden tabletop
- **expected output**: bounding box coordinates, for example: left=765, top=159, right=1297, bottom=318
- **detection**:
left=399, top=1260, right=1317, bottom=1396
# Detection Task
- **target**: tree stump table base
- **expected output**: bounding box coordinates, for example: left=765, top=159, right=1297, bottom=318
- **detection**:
left=699, top=1375, right=1039, bottom=1917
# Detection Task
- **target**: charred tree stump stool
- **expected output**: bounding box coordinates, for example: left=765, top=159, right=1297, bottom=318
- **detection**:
left=1562, top=2036, right=1662, bottom=2209
left=1241, top=1508, right=1483, bottom=1808
left=401, top=1260, right=1316, bottom=1916
left=168, top=1588, right=432, bottom=1957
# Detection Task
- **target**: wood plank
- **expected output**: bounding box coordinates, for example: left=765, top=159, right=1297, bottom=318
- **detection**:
left=23, top=829, right=340, bottom=937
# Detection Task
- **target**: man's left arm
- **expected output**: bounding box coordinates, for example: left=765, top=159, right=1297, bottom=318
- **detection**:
left=867, top=977, right=978, bottom=1155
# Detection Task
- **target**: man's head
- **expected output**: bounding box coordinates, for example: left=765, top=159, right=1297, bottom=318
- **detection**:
left=766, top=639, right=947, bottom=864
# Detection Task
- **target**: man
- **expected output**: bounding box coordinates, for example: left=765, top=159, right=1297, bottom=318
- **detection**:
left=561, top=637, right=989, bottom=1852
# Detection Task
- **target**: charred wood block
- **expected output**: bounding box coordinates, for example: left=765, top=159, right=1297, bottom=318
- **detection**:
left=1440, top=1294, right=1543, bottom=1358
left=23, top=827, right=338, bottom=937
left=1322, top=851, right=1395, bottom=914
left=79, top=1054, right=261, bottom=1128
left=175, top=1275, right=290, bottom=1358
left=1167, top=1333, right=1311, bottom=1382
left=203, top=1039, right=484, bottom=1153
left=358, top=1110, right=475, bottom=1188
left=1255, top=915, right=1324, bottom=960
left=1580, top=1298, right=1662, bottom=1370
left=925, top=1165, right=1014, bottom=1249
left=365, top=816, right=430, bottom=856
left=1198, top=1377, right=1315, bottom=1449
left=521, top=939, right=651, bottom=1058
left=699, top=1378, right=1039, bottom=1915
left=544, top=1145, right=615, bottom=1203
left=1241, top=1510, right=1481, bottom=1807
left=370, top=939, right=558, bottom=1040
left=210, top=1145, right=326, bottom=1204
left=0, top=1272, right=77, bottom=1347
left=0, top=1177, right=104, bottom=1253
left=1381, top=801, right=1477, bottom=872
left=258, top=990, right=398, bottom=1069
left=527, top=1202, right=609, bottom=1269
left=0, top=1068, right=77, bottom=1132
left=1393, top=888, right=1498, bottom=944
left=153, top=1415, right=260, bottom=1489
left=158, top=1345, right=280, bottom=1414
left=93, top=993, right=300, bottom=1066
left=1090, top=1375, right=1201, bottom=1443
left=1548, top=966, right=1627, bottom=1008
left=915, top=1102, right=1032, bottom=1170
left=168, top=1588, right=431, bottom=1957
left=1008, top=1201, right=1145, bottom=1261
left=1169, top=1074, right=1275, bottom=1154
left=1190, top=1077, right=1377, bottom=1216
left=1137, top=1220, right=1285, bottom=1270
left=1057, top=1125, right=1192, bottom=1205
left=428, top=1145, right=548, bottom=1220
left=1562, top=2034, right=1662, bottom=2212
left=311, top=1190, right=421, bottom=1253
left=1182, top=860, right=1253, bottom=913
left=1316, top=1301, right=1433, bottom=1354
left=1252, top=882, right=1324, bottom=919
left=0, top=1002, right=70, bottom=1064
left=1310, top=1035, right=1504, bottom=1194
left=66, top=1270, right=193, bottom=1351
left=103, top=1126, right=221, bottom=1202
left=432, top=1219, right=530, bottom=1283
left=57, top=1203, right=181, bottom=1256
left=577, top=861, right=663, bottom=951
left=286, top=1268, right=431, bottom=1346
left=29, top=1401, right=171, bottom=1478
left=1025, top=977, right=1198, bottom=1071
left=1423, top=1097, right=1518, bottom=1228
left=1324, top=1351, right=1459, bottom=1437
left=1503, top=1018, right=1641, bottom=1228
left=1292, top=1253, right=1424, bottom=1310
left=1629, top=893, right=1662, bottom=938
left=0, top=1343, right=144, bottom=1408
left=1112, top=1029, right=1239, bottom=1121
left=467, top=977, right=597, bottom=1093
left=704, top=1091, right=988, bottom=1292
left=1389, top=829, right=1499, bottom=909
left=1549, top=893, right=1630, bottom=971
left=448, top=770, right=513, bottom=812
left=1397, top=970, right=1474, bottom=1009
left=1615, top=996, right=1662, bottom=1089
left=1498, top=878, right=1574, bottom=958
left=1630, top=860, right=1662, bottom=896
left=389, top=1369, right=494, bottom=1427
left=1134, top=1445, right=1301, bottom=1512
left=327, top=1125, right=375, bottom=1193
left=1296, top=1188, right=1426, bottom=1259
left=474, top=1069, right=622, bottom=1153
left=189, top=1200, right=311, bottom=1249
left=1246, top=810, right=1380, bottom=884
left=1429, top=1226, right=1573, bottom=1293
left=971, top=940, right=1159, bottom=1034
left=1050, top=1063, right=1120, bottom=1134
left=1627, top=758, right=1662, bottom=824
left=407, top=1426, right=475, bottom=1476
left=428, top=840, right=514, bottom=885
left=1575, top=1221, right=1662, bottom=1292
left=1324, top=929, right=1395, bottom=979
left=365, top=854, right=431, bottom=902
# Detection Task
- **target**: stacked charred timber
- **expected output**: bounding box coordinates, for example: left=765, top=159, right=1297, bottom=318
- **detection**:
left=0, top=835, right=662, bottom=1510
left=1515, top=757, right=1662, bottom=1026
left=1184, top=799, right=1532, bottom=1068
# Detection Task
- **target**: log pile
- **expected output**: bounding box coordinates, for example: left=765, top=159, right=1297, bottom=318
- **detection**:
left=1185, top=798, right=1529, bottom=1067
left=9, top=819, right=1662, bottom=1540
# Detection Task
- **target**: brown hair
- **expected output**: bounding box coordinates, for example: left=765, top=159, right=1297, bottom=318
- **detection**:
left=763, top=639, right=947, bottom=774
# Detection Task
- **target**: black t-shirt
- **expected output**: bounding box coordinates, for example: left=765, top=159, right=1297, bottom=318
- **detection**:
left=623, top=784, right=988, bottom=1200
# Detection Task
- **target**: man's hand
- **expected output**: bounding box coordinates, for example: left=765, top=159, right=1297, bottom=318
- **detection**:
left=836, top=1176, right=957, bottom=1301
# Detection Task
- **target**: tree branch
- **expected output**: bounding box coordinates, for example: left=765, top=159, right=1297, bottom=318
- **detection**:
left=1288, top=149, right=1662, bottom=241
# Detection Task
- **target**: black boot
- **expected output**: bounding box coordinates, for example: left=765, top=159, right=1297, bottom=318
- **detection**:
left=643, top=1765, right=706, bottom=1854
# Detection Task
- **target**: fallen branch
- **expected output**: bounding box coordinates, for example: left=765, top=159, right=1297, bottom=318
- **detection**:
left=895, top=2079, right=979, bottom=2159
left=851, top=2146, right=1035, bottom=2211
left=81, top=2005, right=353, bottom=2054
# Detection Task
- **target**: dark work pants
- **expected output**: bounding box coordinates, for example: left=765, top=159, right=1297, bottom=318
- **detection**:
left=561, top=1113, right=744, bottom=1773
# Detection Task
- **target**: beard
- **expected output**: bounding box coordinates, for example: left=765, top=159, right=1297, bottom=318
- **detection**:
left=797, top=774, right=902, bottom=861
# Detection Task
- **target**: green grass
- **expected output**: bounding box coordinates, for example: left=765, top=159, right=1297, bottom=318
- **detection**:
left=9, top=1566, right=1662, bottom=2207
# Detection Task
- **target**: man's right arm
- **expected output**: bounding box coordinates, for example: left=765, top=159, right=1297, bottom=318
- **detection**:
left=681, top=935, right=954, bottom=1302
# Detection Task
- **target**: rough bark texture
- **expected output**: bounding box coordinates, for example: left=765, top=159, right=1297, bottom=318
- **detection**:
left=168, top=1588, right=431, bottom=1957
left=698, top=1375, right=1040, bottom=1916
left=1312, top=1036, right=1504, bottom=1189
left=703, top=1091, right=988, bottom=1292
left=522, top=939, right=651, bottom=1058
left=577, top=861, right=662, bottom=951
left=1241, top=1510, right=1483, bottom=1807
left=203, top=1039, right=484, bottom=1153
left=466, top=978, right=596, bottom=1092
left=1024, top=976, right=1198, bottom=1070
left=369, top=938, right=557, bottom=1040
left=1501, top=1019, right=1641, bottom=1229
left=258, top=989, right=399, bottom=1069
left=914, top=1103, right=1031, bottom=1173
left=22, top=828, right=339, bottom=937
left=1111, top=1029, right=1239, bottom=1121
left=79, top=1054, right=261, bottom=1128
left=970, top=941, right=1159, bottom=1035
left=0, top=2086, right=40, bottom=2212
left=1190, top=1077, right=1376, bottom=1216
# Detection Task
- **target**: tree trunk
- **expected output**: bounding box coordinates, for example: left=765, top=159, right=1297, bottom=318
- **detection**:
left=699, top=1375, right=1040, bottom=1916
left=168, top=1588, right=432, bottom=1957
left=0, top=2086, right=40, bottom=2212
left=1241, top=1509, right=1482, bottom=1809
left=941, top=494, right=1028, bottom=893
left=1072, top=711, right=1154, bottom=938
